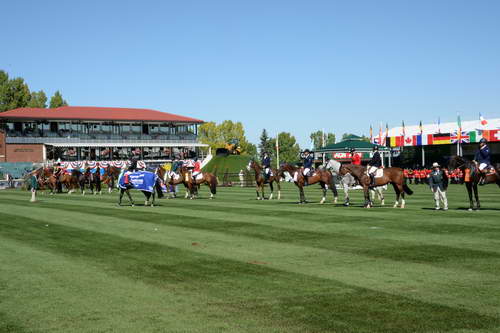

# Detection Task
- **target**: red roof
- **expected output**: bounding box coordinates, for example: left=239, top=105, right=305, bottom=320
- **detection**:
left=0, top=106, right=204, bottom=123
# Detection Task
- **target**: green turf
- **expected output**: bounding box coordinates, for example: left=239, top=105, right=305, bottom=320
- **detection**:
left=202, top=155, right=251, bottom=174
left=0, top=183, right=499, bottom=332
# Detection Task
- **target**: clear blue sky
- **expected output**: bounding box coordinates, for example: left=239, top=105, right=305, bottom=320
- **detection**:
left=2, top=0, right=500, bottom=148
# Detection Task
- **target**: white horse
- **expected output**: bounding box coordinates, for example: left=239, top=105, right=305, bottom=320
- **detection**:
left=325, top=159, right=386, bottom=206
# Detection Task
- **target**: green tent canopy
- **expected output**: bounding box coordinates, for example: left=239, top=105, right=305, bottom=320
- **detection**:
left=315, top=139, right=389, bottom=153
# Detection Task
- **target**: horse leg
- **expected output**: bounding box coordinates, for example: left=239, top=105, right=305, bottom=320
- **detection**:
left=399, top=187, right=405, bottom=208
left=268, top=182, right=273, bottom=200
left=378, top=188, right=385, bottom=206
left=331, top=180, right=338, bottom=203
left=391, top=183, right=400, bottom=208
left=363, top=186, right=371, bottom=208
left=473, top=183, right=480, bottom=210
left=261, top=184, right=265, bottom=200
left=255, top=183, right=261, bottom=200
left=277, top=182, right=281, bottom=200
left=126, top=189, right=134, bottom=206
left=465, top=182, right=474, bottom=211
left=118, top=189, right=124, bottom=205
left=320, top=184, right=326, bottom=204
left=343, top=183, right=350, bottom=206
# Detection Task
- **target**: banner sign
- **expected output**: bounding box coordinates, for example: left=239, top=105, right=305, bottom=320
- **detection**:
left=118, top=171, right=157, bottom=193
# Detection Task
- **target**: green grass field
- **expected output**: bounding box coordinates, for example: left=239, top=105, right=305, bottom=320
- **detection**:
left=1, top=183, right=499, bottom=332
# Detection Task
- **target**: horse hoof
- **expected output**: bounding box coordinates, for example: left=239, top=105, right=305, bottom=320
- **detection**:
left=468, top=208, right=473, bottom=211
left=334, top=198, right=338, bottom=204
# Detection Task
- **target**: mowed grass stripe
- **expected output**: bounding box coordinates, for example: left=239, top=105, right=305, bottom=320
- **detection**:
left=1, top=217, right=499, bottom=333
left=2, top=194, right=500, bottom=260
left=1, top=207, right=499, bottom=317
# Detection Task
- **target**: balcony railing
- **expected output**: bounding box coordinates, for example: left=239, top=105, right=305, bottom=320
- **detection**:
left=6, top=136, right=203, bottom=146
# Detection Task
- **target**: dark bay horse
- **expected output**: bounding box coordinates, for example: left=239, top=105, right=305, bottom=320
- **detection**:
left=279, top=164, right=338, bottom=204
left=118, top=170, right=164, bottom=207
left=246, top=160, right=281, bottom=200
left=341, top=164, right=412, bottom=208
left=448, top=155, right=500, bottom=210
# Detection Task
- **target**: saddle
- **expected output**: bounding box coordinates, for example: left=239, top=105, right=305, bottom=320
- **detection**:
left=374, top=168, right=384, bottom=178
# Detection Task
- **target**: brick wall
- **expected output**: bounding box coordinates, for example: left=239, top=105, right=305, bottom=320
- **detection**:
left=5, top=144, right=44, bottom=162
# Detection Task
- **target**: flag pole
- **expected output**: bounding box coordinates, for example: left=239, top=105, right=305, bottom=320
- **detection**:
left=276, top=133, right=280, bottom=169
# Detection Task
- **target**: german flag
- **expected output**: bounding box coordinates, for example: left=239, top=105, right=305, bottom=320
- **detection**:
left=429, top=133, right=451, bottom=145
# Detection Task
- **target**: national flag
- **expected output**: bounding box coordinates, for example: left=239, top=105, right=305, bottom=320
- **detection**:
left=396, top=136, right=404, bottom=147
left=419, top=121, right=423, bottom=135
left=378, top=123, right=383, bottom=146
left=432, top=133, right=451, bottom=145
left=385, top=123, right=389, bottom=146
left=412, top=135, right=422, bottom=146
left=451, top=131, right=470, bottom=144
left=437, top=117, right=441, bottom=133
left=457, top=113, right=462, bottom=142
left=479, top=113, right=488, bottom=126
left=469, top=131, right=477, bottom=143
left=370, top=125, right=373, bottom=143
left=483, top=129, right=500, bottom=142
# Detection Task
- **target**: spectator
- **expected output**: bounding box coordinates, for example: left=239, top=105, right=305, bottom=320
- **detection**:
left=30, top=170, right=39, bottom=202
left=239, top=169, right=245, bottom=187
left=428, top=162, right=448, bottom=211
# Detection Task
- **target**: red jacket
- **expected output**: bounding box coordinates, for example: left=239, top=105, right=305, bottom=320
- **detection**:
left=351, top=153, right=361, bottom=165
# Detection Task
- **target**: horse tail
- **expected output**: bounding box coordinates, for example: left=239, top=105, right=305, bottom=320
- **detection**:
left=403, top=183, right=413, bottom=195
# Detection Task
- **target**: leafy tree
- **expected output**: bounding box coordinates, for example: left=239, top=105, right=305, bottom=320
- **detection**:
left=269, top=132, right=301, bottom=165
left=49, top=90, right=68, bottom=108
left=310, top=130, right=335, bottom=149
left=0, top=76, right=31, bottom=112
left=27, top=90, right=48, bottom=108
left=198, top=120, right=255, bottom=155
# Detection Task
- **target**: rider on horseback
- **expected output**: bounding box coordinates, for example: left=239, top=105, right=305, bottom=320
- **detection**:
left=350, top=148, right=361, bottom=165
left=128, top=150, right=140, bottom=172
left=192, top=157, right=201, bottom=181
left=302, top=149, right=314, bottom=186
left=261, top=152, right=272, bottom=182
left=474, top=138, right=492, bottom=185
left=367, top=146, right=382, bottom=187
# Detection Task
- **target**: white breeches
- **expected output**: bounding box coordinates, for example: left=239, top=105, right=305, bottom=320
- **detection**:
left=432, top=187, right=448, bottom=209
left=303, top=168, right=310, bottom=176
left=479, top=163, right=488, bottom=171
left=367, top=166, right=378, bottom=175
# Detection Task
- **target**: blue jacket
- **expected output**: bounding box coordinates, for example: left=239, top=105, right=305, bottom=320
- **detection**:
left=262, top=156, right=271, bottom=168
left=475, top=146, right=491, bottom=165
left=303, top=155, right=314, bottom=168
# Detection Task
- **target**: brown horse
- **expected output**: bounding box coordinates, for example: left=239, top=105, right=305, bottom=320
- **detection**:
left=165, top=166, right=193, bottom=199
left=102, top=166, right=122, bottom=193
left=341, top=164, right=412, bottom=208
left=60, top=169, right=86, bottom=194
left=448, top=155, right=500, bottom=210
left=246, top=160, right=281, bottom=200
left=279, top=164, right=338, bottom=204
left=188, top=169, right=218, bottom=199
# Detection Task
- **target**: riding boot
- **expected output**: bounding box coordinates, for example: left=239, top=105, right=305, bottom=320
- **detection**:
left=370, top=174, right=375, bottom=187
left=304, top=175, right=308, bottom=186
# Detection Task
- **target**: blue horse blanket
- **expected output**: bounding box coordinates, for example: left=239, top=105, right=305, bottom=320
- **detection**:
left=118, top=171, right=158, bottom=193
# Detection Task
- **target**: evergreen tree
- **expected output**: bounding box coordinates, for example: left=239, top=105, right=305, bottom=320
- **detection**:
left=258, top=129, right=272, bottom=155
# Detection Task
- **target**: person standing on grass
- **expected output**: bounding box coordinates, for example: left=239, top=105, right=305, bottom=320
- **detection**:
left=428, top=162, right=448, bottom=211
left=30, top=170, right=39, bottom=202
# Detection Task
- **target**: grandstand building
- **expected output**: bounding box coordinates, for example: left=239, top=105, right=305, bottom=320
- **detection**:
left=0, top=106, right=207, bottom=163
